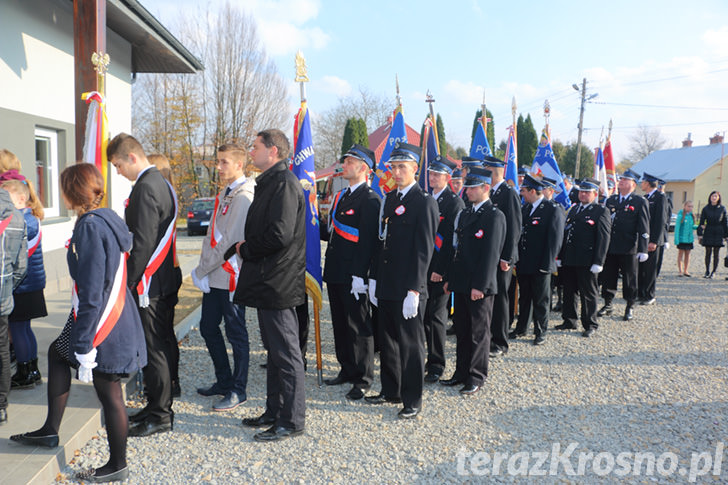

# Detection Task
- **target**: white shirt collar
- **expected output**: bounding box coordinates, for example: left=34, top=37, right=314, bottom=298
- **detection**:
left=347, top=181, right=365, bottom=193
left=226, top=175, right=247, bottom=193
left=530, top=196, right=544, bottom=214
left=136, top=165, right=153, bottom=182
left=397, top=180, right=417, bottom=198
left=432, top=186, right=447, bottom=200
left=472, top=199, right=488, bottom=212
left=491, top=179, right=505, bottom=192
left=647, top=188, right=657, bottom=197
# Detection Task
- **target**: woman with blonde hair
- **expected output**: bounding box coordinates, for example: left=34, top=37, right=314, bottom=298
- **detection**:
left=674, top=200, right=695, bottom=277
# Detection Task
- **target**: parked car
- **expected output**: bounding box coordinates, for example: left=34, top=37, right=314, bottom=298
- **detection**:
left=186, top=197, right=215, bottom=236
left=668, top=213, right=677, bottom=232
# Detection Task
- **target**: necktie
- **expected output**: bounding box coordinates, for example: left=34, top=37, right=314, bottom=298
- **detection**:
left=224, top=186, right=232, bottom=197
left=397, top=191, right=403, bottom=200
left=341, top=188, right=350, bottom=201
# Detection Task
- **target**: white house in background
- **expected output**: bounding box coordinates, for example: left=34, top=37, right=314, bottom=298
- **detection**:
left=0, top=0, right=202, bottom=291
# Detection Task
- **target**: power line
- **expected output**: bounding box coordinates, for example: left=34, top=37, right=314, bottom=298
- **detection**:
left=584, top=119, right=728, bottom=131
left=589, top=101, right=728, bottom=111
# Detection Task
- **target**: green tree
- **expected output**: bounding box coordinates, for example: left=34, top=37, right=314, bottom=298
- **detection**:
left=559, top=141, right=594, bottom=179
left=470, top=109, right=496, bottom=154
left=354, top=118, right=369, bottom=146
left=341, top=117, right=368, bottom=155
left=436, top=113, right=447, bottom=155
left=341, top=118, right=356, bottom=156
left=517, top=114, right=538, bottom=167
left=496, top=139, right=507, bottom=160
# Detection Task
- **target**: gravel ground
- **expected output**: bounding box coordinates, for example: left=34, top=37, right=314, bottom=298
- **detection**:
left=54, top=244, right=728, bottom=484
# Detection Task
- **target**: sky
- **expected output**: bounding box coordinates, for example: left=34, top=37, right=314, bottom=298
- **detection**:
left=148, top=0, right=728, bottom=163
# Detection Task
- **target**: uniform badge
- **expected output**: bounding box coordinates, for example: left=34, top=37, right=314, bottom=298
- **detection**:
left=124, top=198, right=129, bottom=208
left=587, top=219, right=595, bottom=225
left=439, top=216, right=444, bottom=222
left=395, top=205, right=406, bottom=215
left=475, top=229, right=484, bottom=238
left=346, top=209, right=354, bottom=215
left=626, top=205, right=635, bottom=211
left=532, top=220, right=539, bottom=225
left=222, top=205, right=229, bottom=215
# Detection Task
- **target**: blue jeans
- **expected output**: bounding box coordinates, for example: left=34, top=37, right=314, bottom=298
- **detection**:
left=199, top=289, right=249, bottom=397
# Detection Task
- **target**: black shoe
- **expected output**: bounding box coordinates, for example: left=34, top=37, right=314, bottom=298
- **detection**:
left=508, top=331, right=525, bottom=339
left=397, top=406, right=420, bottom=419
left=128, top=409, right=149, bottom=423
left=171, top=380, right=181, bottom=398
left=242, top=413, right=276, bottom=427
left=128, top=419, right=172, bottom=437
left=554, top=322, right=577, bottom=330
left=582, top=328, right=595, bottom=337
left=29, top=358, right=41, bottom=384
left=324, top=374, right=349, bottom=386
left=459, top=384, right=481, bottom=395
left=0, top=408, right=6, bottom=425
left=446, top=325, right=456, bottom=336
left=196, top=383, right=228, bottom=397
left=552, top=302, right=562, bottom=312
left=439, top=376, right=464, bottom=387
left=533, top=335, right=545, bottom=345
left=345, top=386, right=366, bottom=400
left=75, top=467, right=129, bottom=483
left=253, top=425, right=304, bottom=442
left=704, top=271, right=711, bottom=278
left=364, top=393, right=402, bottom=404
left=213, top=391, right=245, bottom=411
left=640, top=298, right=656, bottom=306
left=424, top=371, right=442, bottom=383
left=260, top=363, right=267, bottom=369
left=623, top=305, right=634, bottom=321
left=11, top=362, right=35, bottom=390
left=489, top=348, right=504, bottom=357
left=597, top=304, right=613, bottom=317
left=10, top=432, right=59, bottom=448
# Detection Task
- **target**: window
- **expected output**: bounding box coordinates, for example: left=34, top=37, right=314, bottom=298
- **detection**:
left=34, top=128, right=60, bottom=217
left=665, top=191, right=673, bottom=202
left=683, top=191, right=687, bottom=203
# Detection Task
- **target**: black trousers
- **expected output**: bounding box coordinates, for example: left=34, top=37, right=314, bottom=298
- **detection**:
left=601, top=253, right=638, bottom=304
left=0, top=315, right=8, bottom=410
left=638, top=249, right=660, bottom=301
left=378, top=298, right=426, bottom=409
left=258, top=308, right=306, bottom=430
left=655, top=244, right=665, bottom=277
left=296, top=296, right=309, bottom=360
left=453, top=293, right=493, bottom=387
left=327, top=282, right=374, bottom=388
left=490, top=268, right=512, bottom=352
left=561, top=266, right=600, bottom=330
left=515, top=272, right=551, bottom=337
left=423, top=282, right=448, bottom=374
left=138, top=296, right=175, bottom=423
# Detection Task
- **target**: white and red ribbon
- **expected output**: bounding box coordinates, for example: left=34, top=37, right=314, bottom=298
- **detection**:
left=210, top=191, right=239, bottom=300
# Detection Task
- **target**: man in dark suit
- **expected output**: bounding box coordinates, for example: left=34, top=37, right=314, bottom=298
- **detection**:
left=365, top=142, right=438, bottom=420
left=483, top=156, right=522, bottom=356
left=423, top=156, right=463, bottom=383
left=637, top=173, right=667, bottom=305
left=322, top=144, right=380, bottom=401
left=108, top=133, right=177, bottom=437
left=654, top=178, right=672, bottom=278
left=598, top=169, right=650, bottom=321
left=554, top=178, right=611, bottom=336
left=450, top=168, right=464, bottom=198
left=234, top=129, right=306, bottom=442
left=459, top=157, right=483, bottom=207
left=441, top=167, right=505, bottom=395
left=509, top=175, right=564, bottom=345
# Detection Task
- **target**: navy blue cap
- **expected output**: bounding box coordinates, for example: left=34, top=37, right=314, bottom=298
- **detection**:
left=428, top=155, right=457, bottom=175
left=577, top=177, right=600, bottom=191
left=541, top=176, right=557, bottom=189
left=388, top=142, right=421, bottom=165
left=461, top=156, right=483, bottom=168
left=342, top=144, right=376, bottom=170
left=463, top=167, right=492, bottom=187
left=641, top=172, right=660, bottom=184
left=451, top=168, right=463, bottom=179
left=518, top=166, right=530, bottom=175
left=521, top=173, right=545, bottom=190
left=657, top=177, right=667, bottom=187
left=482, top=156, right=505, bottom=168
left=607, top=178, right=615, bottom=188
left=619, top=169, right=641, bottom=182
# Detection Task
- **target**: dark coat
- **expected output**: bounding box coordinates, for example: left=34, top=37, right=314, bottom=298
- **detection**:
left=446, top=199, right=506, bottom=295
left=663, top=195, right=673, bottom=244
left=604, top=192, right=650, bottom=255
left=429, top=187, right=464, bottom=277
left=323, top=183, right=381, bottom=284
left=517, top=198, right=565, bottom=274
left=490, top=181, right=522, bottom=265
left=560, top=203, right=612, bottom=267
left=375, top=184, right=439, bottom=301
left=15, top=208, right=44, bottom=294
left=67, top=209, right=147, bottom=374
left=234, top=161, right=306, bottom=310
left=697, top=204, right=728, bottom=247
left=644, top=189, right=667, bottom=246
left=125, top=166, right=177, bottom=299
left=0, top=189, right=26, bottom=315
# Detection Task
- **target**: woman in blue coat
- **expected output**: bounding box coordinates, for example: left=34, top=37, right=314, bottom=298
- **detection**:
left=11, top=164, right=147, bottom=484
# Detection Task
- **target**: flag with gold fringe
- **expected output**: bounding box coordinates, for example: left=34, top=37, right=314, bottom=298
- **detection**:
left=81, top=91, right=109, bottom=201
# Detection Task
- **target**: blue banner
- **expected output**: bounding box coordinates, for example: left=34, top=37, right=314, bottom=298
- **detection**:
left=469, top=122, right=492, bottom=159
left=418, top=115, right=440, bottom=192
left=372, top=110, right=407, bottom=197
left=504, top=126, right=519, bottom=191
left=531, top=130, right=570, bottom=209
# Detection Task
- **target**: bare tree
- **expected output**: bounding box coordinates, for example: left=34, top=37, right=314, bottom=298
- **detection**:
left=627, top=124, right=669, bottom=163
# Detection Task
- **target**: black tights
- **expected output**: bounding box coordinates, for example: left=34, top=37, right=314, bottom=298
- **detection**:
left=705, top=246, right=721, bottom=274
left=27, top=344, right=128, bottom=474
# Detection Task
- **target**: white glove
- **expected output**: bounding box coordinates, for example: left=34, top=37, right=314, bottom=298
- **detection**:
left=637, top=252, right=649, bottom=263
left=402, top=291, right=419, bottom=320
left=192, top=269, right=210, bottom=293
left=368, top=279, right=378, bottom=307
left=664, top=242, right=670, bottom=250
left=556, top=259, right=562, bottom=268
left=590, top=264, right=603, bottom=274
left=75, top=348, right=98, bottom=383
left=350, top=276, right=368, bottom=301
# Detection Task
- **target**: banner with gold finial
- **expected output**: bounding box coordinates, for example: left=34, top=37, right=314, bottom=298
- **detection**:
left=82, top=51, right=110, bottom=205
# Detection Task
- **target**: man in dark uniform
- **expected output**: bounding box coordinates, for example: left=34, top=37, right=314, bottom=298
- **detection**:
left=484, top=156, right=522, bottom=356
left=510, top=175, right=564, bottom=345
left=441, top=167, right=505, bottom=394
left=655, top=178, right=672, bottom=277
left=423, top=156, right=463, bottom=383
left=598, top=169, right=650, bottom=321
left=554, top=178, right=611, bottom=336
left=450, top=168, right=464, bottom=198
left=459, top=157, right=483, bottom=206
left=365, top=142, right=438, bottom=419
left=322, top=144, right=380, bottom=400
left=637, top=173, right=667, bottom=305
left=518, top=166, right=529, bottom=187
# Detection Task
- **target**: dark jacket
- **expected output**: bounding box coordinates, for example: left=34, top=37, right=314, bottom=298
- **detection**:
left=560, top=203, right=612, bottom=267
left=67, top=209, right=147, bottom=374
left=125, top=166, right=177, bottom=299
left=446, top=199, right=506, bottom=295
left=375, top=184, right=439, bottom=301
left=323, top=183, right=380, bottom=284
left=0, top=189, right=26, bottom=315
left=15, top=208, right=45, bottom=294
left=697, top=204, right=728, bottom=247
left=604, top=192, right=650, bottom=255
left=517, top=198, right=565, bottom=274
left=234, top=161, right=306, bottom=310
left=644, top=189, right=667, bottom=246
left=490, top=181, right=522, bottom=265
left=428, top=187, right=464, bottom=279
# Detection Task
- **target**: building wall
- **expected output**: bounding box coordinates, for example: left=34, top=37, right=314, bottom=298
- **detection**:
left=693, top=159, right=728, bottom=214
left=663, top=182, right=694, bottom=209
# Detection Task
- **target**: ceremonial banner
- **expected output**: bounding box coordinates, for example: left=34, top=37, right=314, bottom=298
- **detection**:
left=603, top=138, right=617, bottom=188
left=531, top=129, right=570, bottom=209
left=470, top=121, right=492, bottom=159
left=372, top=110, right=407, bottom=197
left=418, top=114, right=440, bottom=192
left=292, top=102, right=323, bottom=310
left=504, top=125, right=519, bottom=190
left=594, top=146, right=608, bottom=196
left=81, top=91, right=109, bottom=198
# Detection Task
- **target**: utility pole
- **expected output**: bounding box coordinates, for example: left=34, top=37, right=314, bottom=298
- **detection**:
left=572, top=78, right=598, bottom=179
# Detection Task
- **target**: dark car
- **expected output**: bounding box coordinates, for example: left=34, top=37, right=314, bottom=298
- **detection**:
left=186, top=197, right=215, bottom=236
